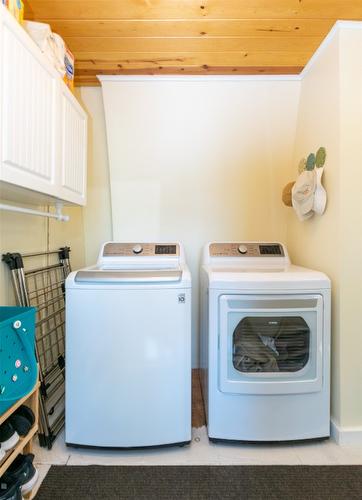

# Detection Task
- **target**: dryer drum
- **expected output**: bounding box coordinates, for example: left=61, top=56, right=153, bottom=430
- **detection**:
left=233, top=316, right=310, bottom=373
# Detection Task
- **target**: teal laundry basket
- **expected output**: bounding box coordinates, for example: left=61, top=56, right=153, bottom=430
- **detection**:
left=0, top=307, right=37, bottom=416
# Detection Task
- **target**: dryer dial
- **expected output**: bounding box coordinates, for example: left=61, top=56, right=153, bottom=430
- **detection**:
left=132, top=244, right=143, bottom=254
left=238, top=245, right=248, bottom=254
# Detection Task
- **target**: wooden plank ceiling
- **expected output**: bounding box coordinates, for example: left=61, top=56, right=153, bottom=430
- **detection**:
left=24, top=1, right=362, bottom=86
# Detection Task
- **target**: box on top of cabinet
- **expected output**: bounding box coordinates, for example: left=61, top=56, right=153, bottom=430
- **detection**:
left=2, top=0, right=24, bottom=24
left=23, top=20, right=76, bottom=93
left=64, top=46, right=75, bottom=91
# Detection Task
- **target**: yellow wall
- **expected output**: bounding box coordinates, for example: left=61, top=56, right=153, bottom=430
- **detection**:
left=76, top=88, right=113, bottom=266
left=286, top=33, right=342, bottom=424
left=286, top=24, right=362, bottom=431
left=338, top=27, right=362, bottom=429
left=0, top=204, right=85, bottom=304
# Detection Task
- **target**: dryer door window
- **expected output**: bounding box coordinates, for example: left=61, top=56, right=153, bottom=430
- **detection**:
left=233, top=316, right=310, bottom=373
left=219, top=294, right=324, bottom=395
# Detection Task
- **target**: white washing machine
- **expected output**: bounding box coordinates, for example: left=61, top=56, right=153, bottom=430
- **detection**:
left=200, top=242, right=331, bottom=442
left=65, top=242, right=191, bottom=448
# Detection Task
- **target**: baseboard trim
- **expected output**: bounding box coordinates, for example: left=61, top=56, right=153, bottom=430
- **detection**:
left=331, top=419, right=362, bottom=446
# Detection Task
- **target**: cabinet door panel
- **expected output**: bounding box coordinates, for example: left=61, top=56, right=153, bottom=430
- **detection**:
left=60, top=91, right=87, bottom=205
left=1, top=18, right=58, bottom=194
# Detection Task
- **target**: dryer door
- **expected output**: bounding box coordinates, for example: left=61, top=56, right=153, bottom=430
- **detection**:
left=219, top=294, right=324, bottom=395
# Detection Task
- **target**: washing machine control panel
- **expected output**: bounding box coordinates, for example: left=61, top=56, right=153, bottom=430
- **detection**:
left=103, top=243, right=179, bottom=257
left=209, top=243, right=284, bottom=257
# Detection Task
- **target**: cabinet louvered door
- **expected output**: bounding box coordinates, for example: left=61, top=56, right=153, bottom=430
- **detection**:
left=0, top=11, right=58, bottom=196
left=59, top=88, right=87, bottom=205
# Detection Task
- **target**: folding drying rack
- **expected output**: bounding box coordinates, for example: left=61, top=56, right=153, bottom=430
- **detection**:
left=2, top=247, right=72, bottom=449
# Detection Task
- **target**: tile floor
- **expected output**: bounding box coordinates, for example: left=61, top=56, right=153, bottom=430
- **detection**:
left=32, top=426, right=362, bottom=495
left=31, top=371, right=362, bottom=493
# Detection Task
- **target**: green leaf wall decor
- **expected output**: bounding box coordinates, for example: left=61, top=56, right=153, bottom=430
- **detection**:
left=315, top=147, right=326, bottom=168
left=306, top=153, right=316, bottom=170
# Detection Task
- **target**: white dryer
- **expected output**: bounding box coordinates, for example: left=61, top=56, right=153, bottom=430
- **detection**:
left=200, top=242, right=331, bottom=442
left=65, top=242, right=191, bottom=448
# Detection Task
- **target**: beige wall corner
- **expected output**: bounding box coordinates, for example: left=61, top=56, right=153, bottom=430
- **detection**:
left=286, top=32, right=341, bottom=424
left=76, top=87, right=113, bottom=266
left=287, top=23, right=362, bottom=431
left=338, top=27, right=362, bottom=429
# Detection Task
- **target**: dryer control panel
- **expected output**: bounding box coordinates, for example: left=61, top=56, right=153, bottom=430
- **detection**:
left=209, top=242, right=284, bottom=257
left=103, top=243, right=179, bottom=257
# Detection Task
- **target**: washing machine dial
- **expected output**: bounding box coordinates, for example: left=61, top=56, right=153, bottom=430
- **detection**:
left=132, top=244, right=143, bottom=254
left=238, top=244, right=248, bottom=255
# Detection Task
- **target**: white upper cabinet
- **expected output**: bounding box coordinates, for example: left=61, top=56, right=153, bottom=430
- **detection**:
left=59, top=86, right=87, bottom=205
left=0, top=11, right=58, bottom=197
left=0, top=5, right=87, bottom=206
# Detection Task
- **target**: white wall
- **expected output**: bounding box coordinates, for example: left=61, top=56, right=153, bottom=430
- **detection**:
left=100, top=77, right=300, bottom=366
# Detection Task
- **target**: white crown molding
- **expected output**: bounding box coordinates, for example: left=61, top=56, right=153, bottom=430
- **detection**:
left=335, top=20, right=362, bottom=30
left=97, top=75, right=301, bottom=83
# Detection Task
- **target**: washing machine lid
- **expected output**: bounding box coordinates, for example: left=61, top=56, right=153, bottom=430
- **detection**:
left=204, top=264, right=330, bottom=290
left=74, top=268, right=182, bottom=283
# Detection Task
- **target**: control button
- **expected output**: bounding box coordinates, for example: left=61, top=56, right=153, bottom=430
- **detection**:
left=238, top=245, right=248, bottom=254
left=15, top=360, right=21, bottom=368
left=12, top=375, right=18, bottom=382
left=23, top=366, right=29, bottom=373
left=0, top=386, right=5, bottom=395
left=132, top=244, right=143, bottom=254
left=13, top=320, right=22, bottom=329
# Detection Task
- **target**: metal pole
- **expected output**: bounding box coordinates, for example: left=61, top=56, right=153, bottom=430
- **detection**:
left=0, top=203, right=70, bottom=222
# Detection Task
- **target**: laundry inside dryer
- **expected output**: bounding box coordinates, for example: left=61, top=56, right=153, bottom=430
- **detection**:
left=232, top=316, right=310, bottom=373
